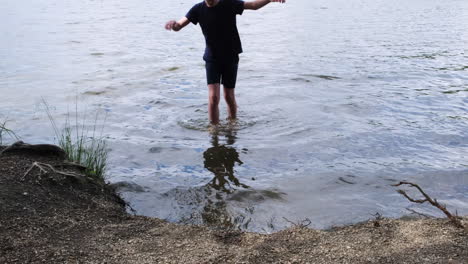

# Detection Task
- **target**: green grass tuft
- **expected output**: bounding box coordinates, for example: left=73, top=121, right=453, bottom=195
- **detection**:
left=43, top=99, right=108, bottom=181
left=0, top=119, right=20, bottom=146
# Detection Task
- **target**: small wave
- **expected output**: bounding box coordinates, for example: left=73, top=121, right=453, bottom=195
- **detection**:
left=177, top=118, right=211, bottom=131
left=299, top=74, right=341, bottom=80
left=178, top=118, right=256, bottom=132
left=395, top=51, right=451, bottom=60
left=166, top=67, right=180, bottom=72
left=437, top=66, right=468, bottom=71
left=290, top=77, right=311, bottom=83
left=442, top=88, right=468, bottom=94
left=83, top=90, right=106, bottom=96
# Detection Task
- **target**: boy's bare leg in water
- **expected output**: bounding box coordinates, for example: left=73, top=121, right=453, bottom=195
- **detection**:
left=224, top=86, right=237, bottom=121
left=208, top=84, right=220, bottom=125
left=209, top=84, right=237, bottom=125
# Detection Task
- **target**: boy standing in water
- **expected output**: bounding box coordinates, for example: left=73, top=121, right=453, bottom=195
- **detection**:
left=165, top=0, right=285, bottom=125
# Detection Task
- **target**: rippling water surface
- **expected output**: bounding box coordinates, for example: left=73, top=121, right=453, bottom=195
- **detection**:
left=1, top=0, right=467, bottom=232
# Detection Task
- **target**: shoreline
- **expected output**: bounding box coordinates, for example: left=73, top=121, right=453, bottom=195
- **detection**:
left=1, top=143, right=467, bottom=263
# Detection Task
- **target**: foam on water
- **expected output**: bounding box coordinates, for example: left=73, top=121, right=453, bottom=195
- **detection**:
left=177, top=118, right=256, bottom=132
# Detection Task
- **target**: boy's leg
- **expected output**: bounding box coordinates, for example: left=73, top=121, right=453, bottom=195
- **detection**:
left=221, top=57, right=239, bottom=121
left=223, top=86, right=237, bottom=120
left=208, top=83, right=220, bottom=125
left=206, top=61, right=222, bottom=125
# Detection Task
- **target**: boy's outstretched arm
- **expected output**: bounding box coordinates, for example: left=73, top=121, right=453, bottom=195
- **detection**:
left=165, top=17, right=190, bottom=32
left=244, top=0, right=286, bottom=11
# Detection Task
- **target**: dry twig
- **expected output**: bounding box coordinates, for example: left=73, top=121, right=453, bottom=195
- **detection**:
left=283, top=217, right=312, bottom=228
left=405, top=208, right=435, bottom=219
left=371, top=212, right=384, bottom=227
left=393, top=181, right=463, bottom=228
left=22, top=161, right=85, bottom=182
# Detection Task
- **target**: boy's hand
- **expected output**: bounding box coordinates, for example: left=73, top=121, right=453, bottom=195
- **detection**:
left=245, top=0, right=285, bottom=10
left=165, top=18, right=190, bottom=31
left=165, top=20, right=177, bottom=31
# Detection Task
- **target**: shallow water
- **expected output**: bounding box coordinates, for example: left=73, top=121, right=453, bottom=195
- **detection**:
left=1, top=0, right=467, bottom=232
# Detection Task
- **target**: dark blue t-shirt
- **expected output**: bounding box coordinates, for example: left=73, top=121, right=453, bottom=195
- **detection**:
left=186, top=0, right=245, bottom=62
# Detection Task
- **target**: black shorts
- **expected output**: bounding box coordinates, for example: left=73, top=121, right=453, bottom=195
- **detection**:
left=205, top=57, right=239, bottom=88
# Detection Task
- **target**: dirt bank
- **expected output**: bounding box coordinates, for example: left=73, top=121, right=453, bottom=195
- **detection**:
left=0, top=144, right=467, bottom=263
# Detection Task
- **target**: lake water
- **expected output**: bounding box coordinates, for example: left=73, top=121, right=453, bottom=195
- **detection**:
left=1, top=0, right=467, bottom=232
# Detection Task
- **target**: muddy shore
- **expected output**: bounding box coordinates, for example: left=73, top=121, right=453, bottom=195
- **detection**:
left=0, top=144, right=467, bottom=263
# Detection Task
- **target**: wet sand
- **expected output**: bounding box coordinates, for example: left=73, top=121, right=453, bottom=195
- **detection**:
left=0, top=144, right=467, bottom=263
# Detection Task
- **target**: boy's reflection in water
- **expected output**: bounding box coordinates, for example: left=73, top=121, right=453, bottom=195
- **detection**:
left=203, top=128, right=249, bottom=193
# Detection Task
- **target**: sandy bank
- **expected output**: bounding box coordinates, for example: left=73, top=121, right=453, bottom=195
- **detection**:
left=0, top=144, right=467, bottom=263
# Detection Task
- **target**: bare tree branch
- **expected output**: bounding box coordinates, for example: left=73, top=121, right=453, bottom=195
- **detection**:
left=283, top=217, right=312, bottom=228
left=22, top=161, right=85, bottom=182
left=405, top=208, right=434, bottom=219
left=393, top=181, right=464, bottom=228
left=397, top=189, right=428, bottom=203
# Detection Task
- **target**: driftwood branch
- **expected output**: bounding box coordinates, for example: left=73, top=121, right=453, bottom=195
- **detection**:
left=405, top=208, right=434, bottom=219
left=282, top=217, right=312, bottom=228
left=393, top=181, right=463, bottom=228
left=22, top=161, right=85, bottom=182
